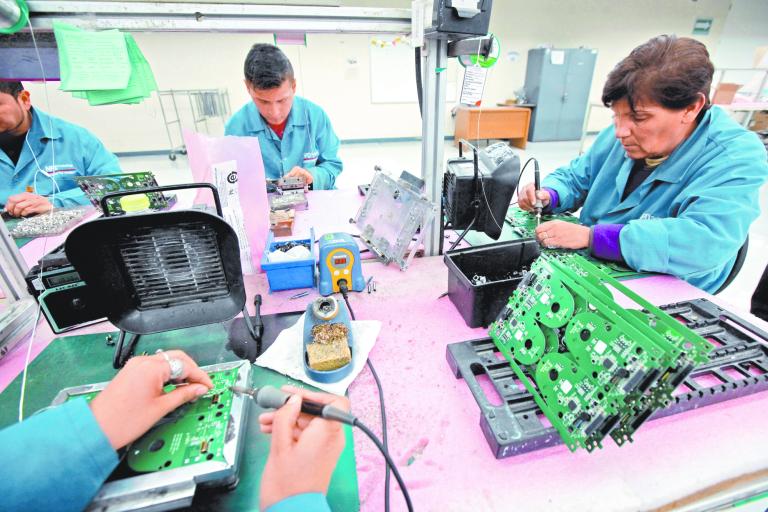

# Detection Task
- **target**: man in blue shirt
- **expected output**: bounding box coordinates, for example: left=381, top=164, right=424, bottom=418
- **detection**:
left=519, top=36, right=768, bottom=293
left=225, top=44, right=343, bottom=190
left=0, top=81, right=121, bottom=216
left=0, top=349, right=346, bottom=511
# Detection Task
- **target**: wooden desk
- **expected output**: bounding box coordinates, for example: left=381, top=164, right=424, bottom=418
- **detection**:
left=454, top=105, right=531, bottom=149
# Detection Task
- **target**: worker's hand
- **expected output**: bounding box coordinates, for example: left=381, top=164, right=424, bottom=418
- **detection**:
left=518, top=183, right=551, bottom=212
left=285, top=166, right=314, bottom=186
left=4, top=193, right=53, bottom=217
left=535, top=220, right=590, bottom=250
left=258, top=385, right=348, bottom=510
left=89, top=350, right=213, bottom=450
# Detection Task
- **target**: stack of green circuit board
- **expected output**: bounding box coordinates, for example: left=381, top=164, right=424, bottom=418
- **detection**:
left=505, top=207, right=645, bottom=280
left=68, top=367, right=240, bottom=472
left=488, top=253, right=711, bottom=452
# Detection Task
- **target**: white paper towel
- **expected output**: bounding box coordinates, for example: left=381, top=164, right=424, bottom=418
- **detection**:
left=255, top=313, right=381, bottom=395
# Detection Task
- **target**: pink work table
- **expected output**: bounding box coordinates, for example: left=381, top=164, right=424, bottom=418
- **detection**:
left=3, top=190, right=767, bottom=511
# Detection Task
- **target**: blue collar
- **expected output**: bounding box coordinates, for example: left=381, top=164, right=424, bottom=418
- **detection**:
left=28, top=108, right=62, bottom=142
left=613, top=106, right=714, bottom=192
left=246, top=96, right=307, bottom=135
left=646, top=107, right=713, bottom=185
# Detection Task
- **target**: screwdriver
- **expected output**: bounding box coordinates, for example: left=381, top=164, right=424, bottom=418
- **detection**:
left=230, top=385, right=356, bottom=425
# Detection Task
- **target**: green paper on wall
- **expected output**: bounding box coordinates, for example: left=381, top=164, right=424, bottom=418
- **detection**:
left=53, top=23, right=157, bottom=106
left=54, top=22, right=131, bottom=91
left=85, top=34, right=157, bottom=106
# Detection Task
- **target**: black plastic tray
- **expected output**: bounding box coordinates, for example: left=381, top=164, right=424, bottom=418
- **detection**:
left=446, top=298, right=768, bottom=458
left=444, top=239, right=540, bottom=328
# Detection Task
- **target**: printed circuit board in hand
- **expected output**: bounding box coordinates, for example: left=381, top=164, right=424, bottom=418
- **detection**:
left=506, top=206, right=645, bottom=280
left=57, top=363, right=246, bottom=472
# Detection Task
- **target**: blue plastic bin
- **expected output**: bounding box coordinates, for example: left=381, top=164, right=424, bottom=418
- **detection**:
left=260, top=229, right=316, bottom=292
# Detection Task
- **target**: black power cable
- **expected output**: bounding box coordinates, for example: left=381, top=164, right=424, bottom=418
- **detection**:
left=415, top=47, right=424, bottom=118
left=243, top=384, right=413, bottom=512
left=354, top=420, right=414, bottom=512
left=517, top=157, right=540, bottom=206
left=338, top=281, right=394, bottom=512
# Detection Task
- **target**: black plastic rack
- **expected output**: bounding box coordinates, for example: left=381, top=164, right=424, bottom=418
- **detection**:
left=446, top=298, right=768, bottom=458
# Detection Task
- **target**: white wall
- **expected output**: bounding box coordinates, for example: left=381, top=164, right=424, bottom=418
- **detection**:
left=22, top=0, right=767, bottom=152
left=24, top=30, right=461, bottom=153
left=483, top=0, right=733, bottom=132
left=713, top=0, right=768, bottom=68
left=709, top=0, right=768, bottom=98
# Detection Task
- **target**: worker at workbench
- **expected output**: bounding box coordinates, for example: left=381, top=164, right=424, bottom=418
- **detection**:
left=225, top=44, right=343, bottom=190
left=0, top=350, right=347, bottom=512
left=518, top=35, right=768, bottom=293
left=0, top=81, right=120, bottom=217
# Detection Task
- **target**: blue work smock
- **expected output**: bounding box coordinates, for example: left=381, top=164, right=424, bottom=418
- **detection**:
left=0, top=108, right=121, bottom=208
left=0, top=398, right=330, bottom=511
left=0, top=398, right=118, bottom=512
left=225, top=96, right=342, bottom=190
left=544, top=106, right=768, bottom=293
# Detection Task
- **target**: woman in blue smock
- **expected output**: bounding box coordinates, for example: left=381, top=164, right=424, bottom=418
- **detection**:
left=518, top=35, right=768, bottom=293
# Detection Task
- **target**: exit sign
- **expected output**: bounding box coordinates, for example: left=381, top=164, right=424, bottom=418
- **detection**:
left=693, top=18, right=713, bottom=35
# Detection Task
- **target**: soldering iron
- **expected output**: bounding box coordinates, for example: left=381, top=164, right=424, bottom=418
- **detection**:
left=230, top=384, right=414, bottom=511
left=230, top=385, right=356, bottom=424
left=533, top=160, right=543, bottom=226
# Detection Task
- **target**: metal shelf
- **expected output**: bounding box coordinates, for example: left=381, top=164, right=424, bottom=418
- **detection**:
left=24, top=1, right=412, bottom=34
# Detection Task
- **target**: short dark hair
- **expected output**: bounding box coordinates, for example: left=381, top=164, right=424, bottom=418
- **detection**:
left=244, top=44, right=294, bottom=90
left=0, top=81, right=24, bottom=98
left=602, top=35, right=713, bottom=116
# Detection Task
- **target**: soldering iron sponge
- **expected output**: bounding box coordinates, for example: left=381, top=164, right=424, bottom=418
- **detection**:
left=307, top=323, right=351, bottom=371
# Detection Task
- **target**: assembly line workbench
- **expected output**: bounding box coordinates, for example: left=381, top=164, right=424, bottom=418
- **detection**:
left=2, top=189, right=767, bottom=511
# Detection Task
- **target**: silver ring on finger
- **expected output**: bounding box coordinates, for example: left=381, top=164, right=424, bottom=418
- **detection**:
left=156, top=349, right=184, bottom=380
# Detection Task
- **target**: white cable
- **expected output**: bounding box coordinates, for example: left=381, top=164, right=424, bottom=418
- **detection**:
left=27, top=136, right=62, bottom=204
left=18, top=306, right=43, bottom=421
left=479, top=169, right=503, bottom=232
left=17, top=12, right=58, bottom=422
left=471, top=37, right=503, bottom=233
left=474, top=38, right=483, bottom=145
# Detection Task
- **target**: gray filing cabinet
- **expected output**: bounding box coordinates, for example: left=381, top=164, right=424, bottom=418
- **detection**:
left=524, top=48, right=597, bottom=142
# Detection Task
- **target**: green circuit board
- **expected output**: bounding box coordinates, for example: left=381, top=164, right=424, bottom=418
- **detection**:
left=75, top=172, right=172, bottom=215
left=66, top=367, right=240, bottom=472
left=488, top=253, right=711, bottom=452
left=505, top=207, right=645, bottom=280
left=506, top=206, right=580, bottom=239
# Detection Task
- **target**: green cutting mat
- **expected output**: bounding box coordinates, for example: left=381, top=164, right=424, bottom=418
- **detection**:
left=0, top=323, right=360, bottom=511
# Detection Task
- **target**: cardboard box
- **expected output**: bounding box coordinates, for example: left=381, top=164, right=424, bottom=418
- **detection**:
left=712, top=83, right=741, bottom=105
left=749, top=111, right=768, bottom=132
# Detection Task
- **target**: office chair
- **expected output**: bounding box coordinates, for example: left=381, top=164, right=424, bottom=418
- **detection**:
left=750, top=261, right=768, bottom=321
left=714, top=235, right=749, bottom=295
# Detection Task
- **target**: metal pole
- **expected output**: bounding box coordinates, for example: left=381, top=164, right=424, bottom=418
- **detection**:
left=420, top=38, right=447, bottom=256
left=0, top=220, right=37, bottom=360
left=24, top=2, right=411, bottom=34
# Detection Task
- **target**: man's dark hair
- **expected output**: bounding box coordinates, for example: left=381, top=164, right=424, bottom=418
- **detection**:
left=244, top=44, right=294, bottom=90
left=0, top=81, right=24, bottom=98
left=602, top=35, right=713, bottom=117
